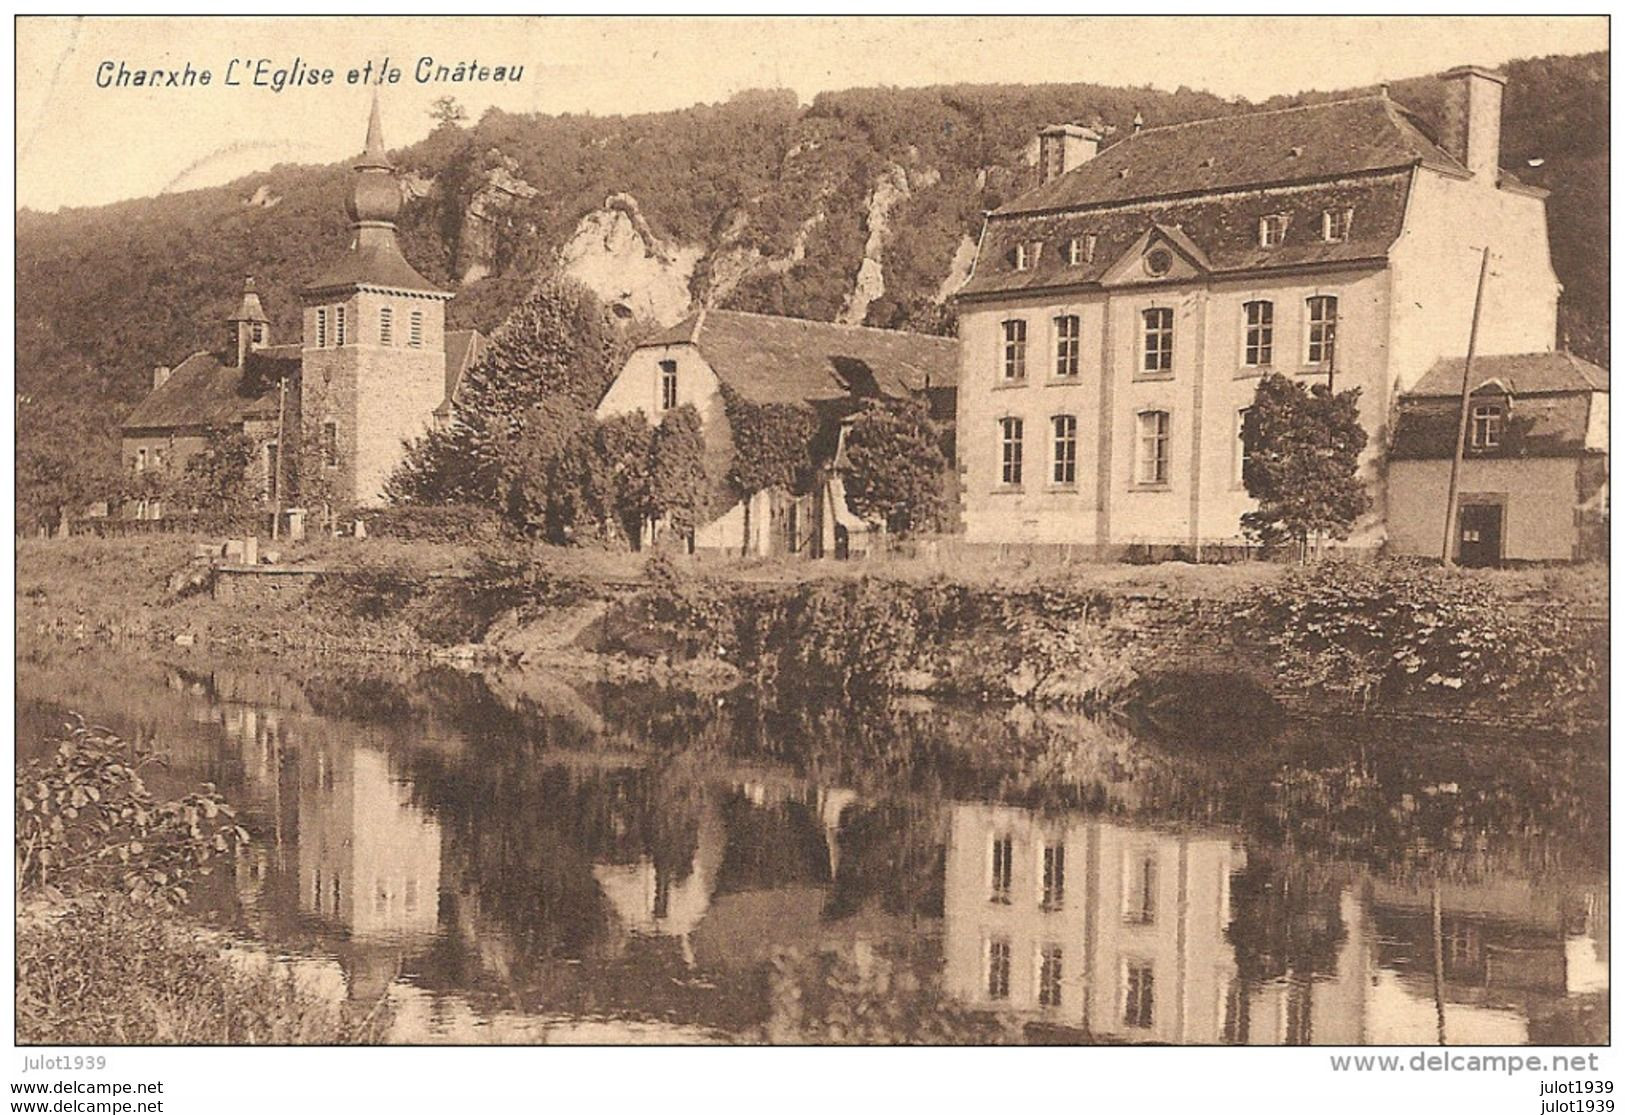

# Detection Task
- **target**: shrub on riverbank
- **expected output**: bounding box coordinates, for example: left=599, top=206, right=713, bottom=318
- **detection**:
left=17, top=896, right=389, bottom=1044
left=1242, top=560, right=1604, bottom=723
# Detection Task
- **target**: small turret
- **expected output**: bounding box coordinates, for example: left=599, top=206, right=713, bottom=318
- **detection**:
left=226, top=276, right=270, bottom=367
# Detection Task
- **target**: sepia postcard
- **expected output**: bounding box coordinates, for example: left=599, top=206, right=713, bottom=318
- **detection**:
left=10, top=13, right=1612, bottom=1112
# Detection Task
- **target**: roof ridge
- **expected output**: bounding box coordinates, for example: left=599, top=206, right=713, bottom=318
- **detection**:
left=1127, top=93, right=1387, bottom=140
left=706, top=307, right=956, bottom=341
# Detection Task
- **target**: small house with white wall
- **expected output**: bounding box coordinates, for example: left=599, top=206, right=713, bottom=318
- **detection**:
left=595, top=309, right=957, bottom=556
left=1387, top=352, right=1607, bottom=563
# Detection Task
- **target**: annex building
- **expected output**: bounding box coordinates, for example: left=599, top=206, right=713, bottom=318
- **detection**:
left=120, top=98, right=484, bottom=518
left=953, top=66, right=1597, bottom=562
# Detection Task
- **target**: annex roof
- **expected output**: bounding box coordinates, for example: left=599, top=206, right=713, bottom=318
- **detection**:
left=121, top=345, right=301, bottom=431
left=639, top=309, right=958, bottom=406
left=122, top=333, right=486, bottom=432
left=1405, top=352, right=1609, bottom=398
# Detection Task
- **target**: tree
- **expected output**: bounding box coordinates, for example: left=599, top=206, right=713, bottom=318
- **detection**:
left=646, top=405, right=709, bottom=539
left=841, top=396, right=947, bottom=536
left=428, top=96, right=468, bottom=129
left=175, top=430, right=257, bottom=517
left=1241, top=373, right=1370, bottom=556
left=388, top=272, right=621, bottom=510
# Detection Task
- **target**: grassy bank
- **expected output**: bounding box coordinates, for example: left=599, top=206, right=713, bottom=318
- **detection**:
left=17, top=896, right=388, bottom=1045
left=15, top=533, right=1607, bottom=728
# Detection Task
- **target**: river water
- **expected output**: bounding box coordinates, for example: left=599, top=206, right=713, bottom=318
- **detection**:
left=16, top=641, right=1609, bottom=1045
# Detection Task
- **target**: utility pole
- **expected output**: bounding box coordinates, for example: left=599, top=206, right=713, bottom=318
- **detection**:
left=1441, top=247, right=1491, bottom=567
left=272, top=375, right=287, bottom=542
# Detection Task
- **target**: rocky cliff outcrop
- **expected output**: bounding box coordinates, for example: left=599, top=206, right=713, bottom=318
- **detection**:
left=455, top=152, right=541, bottom=286
left=839, top=164, right=911, bottom=325
left=558, top=193, right=704, bottom=326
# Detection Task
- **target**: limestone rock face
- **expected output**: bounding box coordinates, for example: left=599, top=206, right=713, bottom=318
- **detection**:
left=456, top=152, right=541, bottom=285
left=839, top=163, right=911, bottom=325
left=936, top=234, right=980, bottom=303
left=558, top=193, right=703, bottom=326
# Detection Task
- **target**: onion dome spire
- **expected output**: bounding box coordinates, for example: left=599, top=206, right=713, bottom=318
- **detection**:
left=347, top=90, right=402, bottom=225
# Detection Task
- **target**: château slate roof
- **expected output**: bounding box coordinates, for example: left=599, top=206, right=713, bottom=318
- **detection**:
left=640, top=309, right=957, bottom=407
left=1002, top=95, right=1466, bottom=214
left=1405, top=351, right=1610, bottom=397
left=122, top=332, right=486, bottom=432
left=959, top=94, right=1468, bottom=301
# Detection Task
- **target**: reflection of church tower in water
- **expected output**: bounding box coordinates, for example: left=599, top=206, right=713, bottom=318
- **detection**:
left=295, top=734, right=442, bottom=1002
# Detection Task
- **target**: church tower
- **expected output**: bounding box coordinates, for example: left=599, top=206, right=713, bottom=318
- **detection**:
left=300, top=93, right=452, bottom=509
left=225, top=277, right=269, bottom=367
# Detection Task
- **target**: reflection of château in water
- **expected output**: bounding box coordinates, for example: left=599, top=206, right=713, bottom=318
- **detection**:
left=944, top=802, right=1607, bottom=1044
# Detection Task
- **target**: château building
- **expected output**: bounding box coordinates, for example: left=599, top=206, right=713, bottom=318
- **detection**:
left=120, top=97, right=484, bottom=517
left=952, top=66, right=1599, bottom=562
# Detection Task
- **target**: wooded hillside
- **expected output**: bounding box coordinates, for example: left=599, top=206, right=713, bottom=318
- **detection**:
left=16, top=52, right=1606, bottom=526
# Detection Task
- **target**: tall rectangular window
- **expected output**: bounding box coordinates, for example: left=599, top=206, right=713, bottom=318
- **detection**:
left=1136, top=411, right=1170, bottom=486
left=252, top=322, right=266, bottom=345
left=999, top=417, right=1024, bottom=487
left=316, top=308, right=328, bottom=348
left=1470, top=404, right=1503, bottom=449
left=989, top=834, right=1013, bottom=903
left=1142, top=308, right=1173, bottom=373
left=660, top=359, right=679, bottom=410
left=1124, top=850, right=1158, bottom=925
left=1042, top=843, right=1066, bottom=909
left=379, top=306, right=393, bottom=346
left=1039, top=945, right=1064, bottom=1007
left=987, top=938, right=1012, bottom=1000
left=1243, top=300, right=1274, bottom=366
left=1236, top=408, right=1254, bottom=488
left=1051, top=415, right=1077, bottom=485
left=1322, top=207, right=1353, bottom=243
left=334, top=305, right=347, bottom=346
left=1054, top=314, right=1081, bottom=377
left=1124, top=963, right=1155, bottom=1028
left=134, top=448, right=148, bottom=474
left=1002, top=319, right=1028, bottom=380
left=1307, top=296, right=1338, bottom=365
left=322, top=421, right=339, bottom=468
left=409, top=310, right=424, bottom=348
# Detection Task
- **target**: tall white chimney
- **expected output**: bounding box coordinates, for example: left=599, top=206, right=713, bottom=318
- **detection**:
left=1038, top=124, right=1102, bottom=184
left=1439, top=65, right=1508, bottom=183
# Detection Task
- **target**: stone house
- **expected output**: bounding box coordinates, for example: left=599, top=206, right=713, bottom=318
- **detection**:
left=952, top=66, right=1584, bottom=559
left=595, top=309, right=957, bottom=556
left=1387, top=352, right=1608, bottom=563
left=119, top=98, right=485, bottom=519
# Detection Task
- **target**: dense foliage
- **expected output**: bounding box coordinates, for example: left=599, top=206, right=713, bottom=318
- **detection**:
left=19, top=53, right=1607, bottom=523
left=1242, top=374, right=1370, bottom=552
left=388, top=274, right=622, bottom=507
left=719, top=384, right=821, bottom=496
left=841, top=396, right=948, bottom=535
left=16, top=717, right=248, bottom=906
left=1242, top=560, right=1603, bottom=722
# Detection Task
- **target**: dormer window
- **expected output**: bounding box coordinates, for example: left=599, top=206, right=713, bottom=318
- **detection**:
left=1470, top=403, right=1503, bottom=449
left=1065, top=235, right=1097, bottom=266
left=1259, top=214, right=1289, bottom=249
left=1014, top=241, right=1042, bottom=271
left=1322, top=208, right=1354, bottom=243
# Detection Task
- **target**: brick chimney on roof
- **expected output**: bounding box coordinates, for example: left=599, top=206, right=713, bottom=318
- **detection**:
left=1439, top=64, right=1508, bottom=183
left=1037, top=123, right=1102, bottom=184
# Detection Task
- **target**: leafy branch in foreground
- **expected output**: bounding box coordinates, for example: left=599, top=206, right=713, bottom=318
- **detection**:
left=16, top=716, right=249, bottom=906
